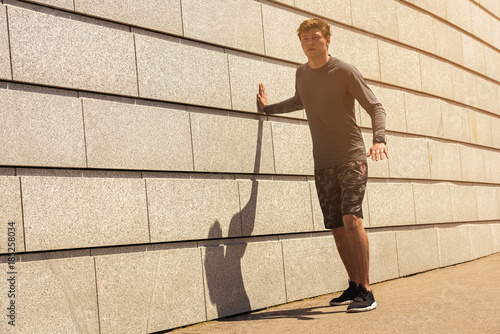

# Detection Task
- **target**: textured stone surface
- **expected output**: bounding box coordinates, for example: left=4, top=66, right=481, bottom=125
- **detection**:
left=190, top=112, right=275, bottom=174
left=404, top=92, right=443, bottom=137
left=475, top=185, right=500, bottom=221
left=294, top=0, right=351, bottom=25
left=8, top=6, right=138, bottom=95
left=468, top=109, right=493, bottom=147
left=281, top=235, right=345, bottom=302
left=367, top=180, right=415, bottom=227
left=83, top=98, right=193, bottom=171
left=0, top=88, right=86, bottom=168
left=462, top=34, right=486, bottom=75
left=406, top=0, right=447, bottom=18
left=432, top=18, right=464, bottom=65
left=436, top=224, right=471, bottom=267
left=483, top=149, right=500, bottom=184
left=412, top=182, right=453, bottom=224
left=0, top=256, right=99, bottom=334
left=484, top=45, right=500, bottom=84
left=420, top=55, right=454, bottom=100
left=492, top=222, right=500, bottom=253
left=359, top=85, right=406, bottom=133
left=445, top=0, right=472, bottom=32
left=271, top=122, right=314, bottom=175
left=476, top=76, right=499, bottom=115
left=449, top=183, right=478, bottom=222
left=396, top=3, right=435, bottom=53
left=95, top=248, right=205, bottom=333
left=23, top=0, right=74, bottom=10
left=22, top=176, right=149, bottom=251
left=428, top=139, right=462, bottom=181
left=310, top=182, right=328, bottom=231
left=379, top=41, right=422, bottom=92
left=135, top=33, right=231, bottom=109
left=147, top=178, right=241, bottom=242
left=388, top=134, right=431, bottom=179
left=493, top=117, right=500, bottom=149
left=351, top=0, right=398, bottom=39
left=182, top=0, right=264, bottom=53
left=396, top=226, right=439, bottom=277
left=452, top=67, right=478, bottom=108
left=0, top=177, right=24, bottom=254
left=75, top=0, right=182, bottom=35
left=470, top=4, right=492, bottom=46
left=331, top=26, right=380, bottom=81
left=228, top=53, right=302, bottom=117
left=367, top=229, right=400, bottom=283
left=202, top=241, right=286, bottom=319
left=0, top=5, right=10, bottom=80
left=441, top=101, right=471, bottom=143
left=239, top=180, right=314, bottom=236
left=261, top=3, right=308, bottom=63
left=459, top=144, right=485, bottom=182
left=468, top=223, right=493, bottom=259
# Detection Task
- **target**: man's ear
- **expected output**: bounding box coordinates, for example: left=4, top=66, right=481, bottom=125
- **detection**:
left=326, top=36, right=331, bottom=47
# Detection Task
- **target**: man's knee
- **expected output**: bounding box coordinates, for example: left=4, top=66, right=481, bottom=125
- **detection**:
left=342, top=214, right=363, bottom=231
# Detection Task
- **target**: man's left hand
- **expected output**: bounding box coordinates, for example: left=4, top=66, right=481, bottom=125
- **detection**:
left=367, top=143, right=389, bottom=161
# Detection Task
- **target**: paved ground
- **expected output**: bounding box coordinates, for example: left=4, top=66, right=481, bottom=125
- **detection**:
left=169, top=253, right=500, bottom=334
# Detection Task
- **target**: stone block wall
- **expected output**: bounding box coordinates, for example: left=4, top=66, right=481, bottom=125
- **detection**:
left=0, top=0, right=499, bottom=332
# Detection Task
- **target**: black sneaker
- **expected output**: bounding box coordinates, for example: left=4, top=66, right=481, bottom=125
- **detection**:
left=346, top=284, right=377, bottom=312
left=329, top=280, right=358, bottom=306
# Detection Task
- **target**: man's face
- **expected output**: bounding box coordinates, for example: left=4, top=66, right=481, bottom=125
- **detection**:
left=300, top=28, right=330, bottom=59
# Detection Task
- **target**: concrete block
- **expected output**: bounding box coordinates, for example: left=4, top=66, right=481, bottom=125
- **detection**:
left=271, top=121, right=314, bottom=175
left=0, top=88, right=86, bottom=168
left=359, top=85, right=407, bottom=133
left=436, top=224, right=471, bottom=267
left=462, top=34, right=486, bottom=75
left=239, top=180, right=314, bottom=236
left=135, top=32, right=231, bottom=109
left=493, top=17, right=500, bottom=49
left=459, top=144, right=485, bottom=182
left=190, top=113, right=275, bottom=174
left=361, top=129, right=390, bottom=178
left=0, top=5, right=11, bottom=80
left=484, top=46, right=500, bottom=83
left=351, top=0, right=398, bottom=40
left=396, top=226, right=439, bottom=276
left=22, top=176, right=149, bottom=251
left=0, top=256, right=99, bottom=334
left=468, top=223, right=493, bottom=259
left=494, top=117, right=500, bottom=149
left=452, top=66, right=478, bottom=108
left=492, top=222, right=500, bottom=253
left=367, top=229, right=400, bottom=283
left=182, top=0, right=264, bottom=53
left=75, top=0, right=182, bottom=35
left=281, top=236, right=345, bottom=302
left=407, top=0, right=446, bottom=18
left=470, top=3, right=492, bottom=44
left=8, top=6, right=138, bottom=96
left=261, top=3, right=308, bottom=64
left=404, top=92, right=443, bottom=137
left=428, top=139, right=462, bottom=181
left=432, top=18, right=464, bottom=65
left=202, top=240, right=286, bottom=319
left=147, top=178, right=241, bottom=242
left=96, top=248, right=205, bottom=333
left=449, top=183, right=478, bottom=222
left=0, top=177, right=24, bottom=254
left=367, top=180, right=416, bottom=227
left=483, top=149, right=500, bottom=184
left=330, top=26, right=380, bottom=81
left=379, top=41, right=422, bottom=92
left=445, top=0, right=472, bottom=32
left=396, top=3, right=435, bottom=53
left=388, top=134, right=431, bottom=179
left=412, top=182, right=453, bottom=224
left=228, top=53, right=302, bottom=117
left=475, top=185, right=500, bottom=221
left=420, top=55, right=454, bottom=100
left=476, top=76, right=499, bottom=115
left=22, top=0, right=74, bottom=10
left=441, top=101, right=471, bottom=143
left=83, top=98, right=193, bottom=171
left=295, top=0, right=351, bottom=25
left=468, top=109, right=493, bottom=147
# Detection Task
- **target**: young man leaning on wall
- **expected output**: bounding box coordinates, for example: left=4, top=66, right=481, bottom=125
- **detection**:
left=257, top=18, right=389, bottom=312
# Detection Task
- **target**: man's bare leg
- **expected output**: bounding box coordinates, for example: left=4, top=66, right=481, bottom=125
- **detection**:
left=332, top=214, right=370, bottom=290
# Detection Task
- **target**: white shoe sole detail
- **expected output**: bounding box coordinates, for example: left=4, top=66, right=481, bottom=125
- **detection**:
left=346, top=301, right=377, bottom=313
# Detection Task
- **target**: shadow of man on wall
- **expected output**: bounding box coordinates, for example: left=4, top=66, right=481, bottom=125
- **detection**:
left=204, top=119, right=263, bottom=319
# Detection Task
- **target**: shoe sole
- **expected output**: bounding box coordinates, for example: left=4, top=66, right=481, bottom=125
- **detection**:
left=346, top=301, right=377, bottom=313
left=329, top=300, right=352, bottom=306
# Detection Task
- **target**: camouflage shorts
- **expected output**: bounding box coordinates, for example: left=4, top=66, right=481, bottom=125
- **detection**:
left=314, top=161, right=368, bottom=229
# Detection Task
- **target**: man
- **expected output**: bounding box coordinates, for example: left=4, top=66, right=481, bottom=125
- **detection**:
left=257, top=18, right=388, bottom=313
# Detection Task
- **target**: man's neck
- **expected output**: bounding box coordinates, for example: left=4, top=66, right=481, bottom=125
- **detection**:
left=307, top=54, right=330, bottom=69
